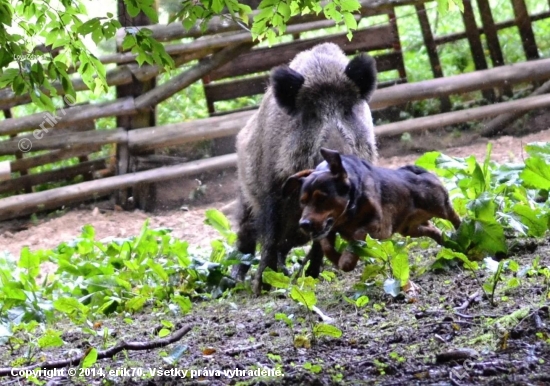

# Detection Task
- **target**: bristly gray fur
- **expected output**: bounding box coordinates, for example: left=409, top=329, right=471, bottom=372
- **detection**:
left=233, top=42, right=378, bottom=291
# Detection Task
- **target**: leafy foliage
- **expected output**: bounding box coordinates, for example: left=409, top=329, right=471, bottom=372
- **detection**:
left=1, top=144, right=549, bottom=358
left=0, top=0, right=468, bottom=110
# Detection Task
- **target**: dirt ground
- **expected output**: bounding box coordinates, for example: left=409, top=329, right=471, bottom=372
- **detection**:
left=1, top=120, right=550, bottom=385
left=1, top=239, right=549, bottom=386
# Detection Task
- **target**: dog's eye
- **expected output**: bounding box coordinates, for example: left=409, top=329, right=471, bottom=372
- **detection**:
left=313, top=190, right=328, bottom=203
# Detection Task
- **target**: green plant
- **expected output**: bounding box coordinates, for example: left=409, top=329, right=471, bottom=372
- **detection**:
left=347, top=236, right=416, bottom=297
left=263, top=270, right=342, bottom=348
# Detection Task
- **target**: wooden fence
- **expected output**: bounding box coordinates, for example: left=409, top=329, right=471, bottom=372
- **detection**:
left=0, top=0, right=549, bottom=221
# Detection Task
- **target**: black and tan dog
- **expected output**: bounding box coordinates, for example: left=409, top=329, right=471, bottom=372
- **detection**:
left=282, top=148, right=461, bottom=272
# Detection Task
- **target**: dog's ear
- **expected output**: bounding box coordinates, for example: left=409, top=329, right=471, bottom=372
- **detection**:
left=282, top=169, right=313, bottom=196
left=320, top=148, right=346, bottom=177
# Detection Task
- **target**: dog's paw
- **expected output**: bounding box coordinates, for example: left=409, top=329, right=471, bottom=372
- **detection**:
left=338, top=257, right=358, bottom=272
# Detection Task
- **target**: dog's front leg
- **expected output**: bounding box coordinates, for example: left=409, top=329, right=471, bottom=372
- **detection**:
left=407, top=221, right=444, bottom=245
left=320, top=232, right=341, bottom=267
left=338, top=230, right=367, bottom=272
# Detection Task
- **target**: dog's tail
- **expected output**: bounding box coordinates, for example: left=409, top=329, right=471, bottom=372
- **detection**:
left=399, top=165, right=429, bottom=175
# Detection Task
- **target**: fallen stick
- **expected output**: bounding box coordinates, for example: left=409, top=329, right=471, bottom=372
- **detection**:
left=223, top=342, right=264, bottom=356
left=0, top=324, right=192, bottom=377
left=454, top=291, right=481, bottom=311
left=481, top=78, right=550, bottom=137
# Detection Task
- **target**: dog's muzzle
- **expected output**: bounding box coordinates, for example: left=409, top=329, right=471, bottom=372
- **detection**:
left=299, top=217, right=335, bottom=241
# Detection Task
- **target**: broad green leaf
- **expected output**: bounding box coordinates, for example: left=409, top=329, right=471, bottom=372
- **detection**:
left=125, top=295, right=147, bottom=312
left=290, top=286, right=316, bottom=309
left=204, top=209, right=236, bottom=244
left=53, top=298, right=88, bottom=315
left=468, top=162, right=486, bottom=197
left=467, top=193, right=496, bottom=222
left=343, top=13, right=357, bottom=30
left=158, top=328, right=171, bottom=338
left=472, top=220, right=507, bottom=255
left=262, top=269, right=290, bottom=289
left=38, top=330, right=64, bottom=348
left=313, top=323, right=342, bottom=338
left=525, top=142, right=550, bottom=161
left=77, top=18, right=100, bottom=35
left=18, top=247, right=40, bottom=277
left=277, top=2, right=291, bottom=19
left=512, top=204, right=548, bottom=237
left=391, top=252, right=409, bottom=286
left=81, top=348, right=98, bottom=368
left=81, top=224, right=95, bottom=240
left=507, top=277, right=520, bottom=289
left=520, top=156, right=550, bottom=190
left=172, top=295, right=192, bottom=314
left=415, top=151, right=441, bottom=171
left=437, top=248, right=479, bottom=270
left=147, top=260, right=169, bottom=282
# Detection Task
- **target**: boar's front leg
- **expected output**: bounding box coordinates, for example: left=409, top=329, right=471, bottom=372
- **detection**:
left=252, top=194, right=285, bottom=295
left=231, top=194, right=258, bottom=281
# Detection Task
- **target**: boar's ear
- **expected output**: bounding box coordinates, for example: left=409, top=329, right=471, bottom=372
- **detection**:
left=282, top=169, right=314, bottom=197
left=320, top=148, right=346, bottom=177
left=344, top=54, right=377, bottom=102
left=271, top=66, right=305, bottom=114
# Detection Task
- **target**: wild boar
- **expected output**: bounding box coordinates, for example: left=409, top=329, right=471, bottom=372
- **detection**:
left=232, top=42, right=378, bottom=294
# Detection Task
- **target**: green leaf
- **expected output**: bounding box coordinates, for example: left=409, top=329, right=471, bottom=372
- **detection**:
left=277, top=1, right=291, bottom=19
left=38, top=330, right=64, bottom=349
left=262, top=269, right=290, bottom=289
left=512, top=204, right=548, bottom=237
left=172, top=295, right=192, bottom=314
left=436, top=248, right=479, bottom=270
left=468, top=162, right=486, bottom=197
left=313, top=323, right=342, bottom=338
left=472, top=220, right=507, bottom=255
left=18, top=247, right=40, bottom=277
left=158, top=328, right=171, bottom=338
left=77, top=18, right=100, bottom=35
left=121, top=34, right=137, bottom=51
left=290, top=286, right=316, bottom=309
left=81, top=224, right=95, bottom=239
left=356, top=295, right=369, bottom=308
left=521, top=156, right=550, bottom=190
left=54, top=297, right=89, bottom=316
left=415, top=151, right=441, bottom=171
left=204, top=209, right=236, bottom=243
left=125, top=295, right=147, bottom=312
left=507, top=277, right=520, bottom=289
left=468, top=193, right=496, bottom=222
left=525, top=142, right=550, bottom=161
left=81, top=348, right=98, bottom=368
left=391, top=252, right=409, bottom=286
left=147, top=260, right=169, bottom=281
left=343, top=12, right=357, bottom=30
left=275, top=312, right=293, bottom=328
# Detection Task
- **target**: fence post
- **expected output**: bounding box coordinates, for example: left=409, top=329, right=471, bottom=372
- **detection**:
left=115, top=0, right=157, bottom=210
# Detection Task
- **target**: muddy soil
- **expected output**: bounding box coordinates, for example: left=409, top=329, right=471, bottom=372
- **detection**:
left=1, top=240, right=549, bottom=385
